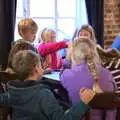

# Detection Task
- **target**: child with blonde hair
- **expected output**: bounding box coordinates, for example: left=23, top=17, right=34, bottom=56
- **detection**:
left=60, top=37, right=116, bottom=120
left=37, top=28, right=68, bottom=70
left=17, top=18, right=38, bottom=43
left=64, top=24, right=99, bottom=69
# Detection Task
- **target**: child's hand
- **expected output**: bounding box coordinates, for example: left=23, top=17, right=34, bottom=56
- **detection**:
left=79, top=88, right=96, bottom=104
left=43, top=68, right=53, bottom=74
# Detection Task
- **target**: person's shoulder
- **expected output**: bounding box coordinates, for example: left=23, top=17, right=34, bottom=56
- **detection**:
left=37, top=84, right=54, bottom=100
left=16, top=38, right=24, bottom=41
left=62, top=67, right=73, bottom=74
left=99, top=65, right=113, bottom=77
left=60, top=68, right=73, bottom=80
left=11, top=39, right=26, bottom=47
left=61, top=65, right=81, bottom=80
left=36, top=82, right=51, bottom=92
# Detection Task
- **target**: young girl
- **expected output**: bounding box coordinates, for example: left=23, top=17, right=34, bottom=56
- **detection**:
left=64, top=24, right=99, bottom=69
left=37, top=28, right=68, bottom=70
left=60, top=37, right=116, bottom=120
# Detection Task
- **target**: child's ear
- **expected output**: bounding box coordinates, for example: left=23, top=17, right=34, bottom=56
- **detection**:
left=33, top=64, right=43, bottom=75
left=32, top=66, right=37, bottom=74
left=20, top=30, right=25, bottom=38
left=32, top=65, right=39, bottom=73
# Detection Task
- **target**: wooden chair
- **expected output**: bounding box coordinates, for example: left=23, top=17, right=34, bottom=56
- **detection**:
left=0, top=71, right=17, bottom=82
left=85, top=92, right=120, bottom=120
left=0, top=71, right=17, bottom=120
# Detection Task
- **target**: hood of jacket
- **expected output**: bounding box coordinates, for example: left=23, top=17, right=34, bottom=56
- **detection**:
left=7, top=80, right=48, bottom=113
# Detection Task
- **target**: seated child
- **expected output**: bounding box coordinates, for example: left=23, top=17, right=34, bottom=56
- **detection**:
left=37, top=28, right=68, bottom=70
left=60, top=37, right=117, bottom=120
left=6, top=41, right=51, bottom=75
left=0, top=50, right=95, bottom=120
left=64, top=24, right=99, bottom=69
left=6, top=41, right=39, bottom=73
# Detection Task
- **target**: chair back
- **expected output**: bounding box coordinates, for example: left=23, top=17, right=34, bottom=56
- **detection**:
left=0, top=71, right=17, bottom=120
left=85, top=92, right=120, bottom=120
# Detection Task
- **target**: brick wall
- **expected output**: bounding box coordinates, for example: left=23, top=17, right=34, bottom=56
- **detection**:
left=104, top=0, right=120, bottom=48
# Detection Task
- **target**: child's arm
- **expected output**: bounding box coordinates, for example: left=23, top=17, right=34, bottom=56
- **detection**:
left=40, top=88, right=92, bottom=120
left=38, top=41, right=68, bottom=56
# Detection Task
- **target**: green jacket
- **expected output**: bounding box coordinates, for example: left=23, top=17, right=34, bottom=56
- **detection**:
left=0, top=80, right=90, bottom=120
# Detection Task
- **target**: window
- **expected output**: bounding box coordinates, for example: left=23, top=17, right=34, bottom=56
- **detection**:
left=15, top=0, right=88, bottom=42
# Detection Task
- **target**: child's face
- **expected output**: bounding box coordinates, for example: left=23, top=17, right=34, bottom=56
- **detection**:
left=79, top=30, right=91, bottom=39
left=44, top=30, right=56, bottom=43
left=22, top=30, right=37, bottom=42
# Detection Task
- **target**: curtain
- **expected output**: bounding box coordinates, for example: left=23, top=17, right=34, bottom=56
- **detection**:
left=0, top=0, right=17, bottom=70
left=85, top=0, right=104, bottom=47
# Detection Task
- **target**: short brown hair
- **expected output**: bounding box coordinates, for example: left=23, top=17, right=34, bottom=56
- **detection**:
left=12, top=50, right=40, bottom=80
left=7, top=41, right=38, bottom=69
left=18, top=18, right=38, bottom=37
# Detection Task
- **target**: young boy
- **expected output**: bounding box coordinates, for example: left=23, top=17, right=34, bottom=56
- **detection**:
left=7, top=18, right=39, bottom=72
left=1, top=50, right=95, bottom=120
left=12, top=19, right=52, bottom=74
left=17, top=18, right=38, bottom=43
left=11, top=18, right=38, bottom=55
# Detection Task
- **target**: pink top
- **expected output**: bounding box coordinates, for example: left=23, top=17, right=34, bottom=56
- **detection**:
left=37, top=41, right=68, bottom=69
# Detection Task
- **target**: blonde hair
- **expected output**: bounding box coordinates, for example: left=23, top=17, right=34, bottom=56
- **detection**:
left=71, top=37, right=99, bottom=63
left=39, top=28, right=56, bottom=44
left=70, top=36, right=100, bottom=66
left=78, top=24, right=97, bottom=44
left=18, top=18, right=38, bottom=37
left=7, top=41, right=38, bottom=69
left=71, top=37, right=103, bottom=93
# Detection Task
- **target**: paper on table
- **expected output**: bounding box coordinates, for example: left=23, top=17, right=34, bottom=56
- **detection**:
left=42, top=71, right=60, bottom=81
